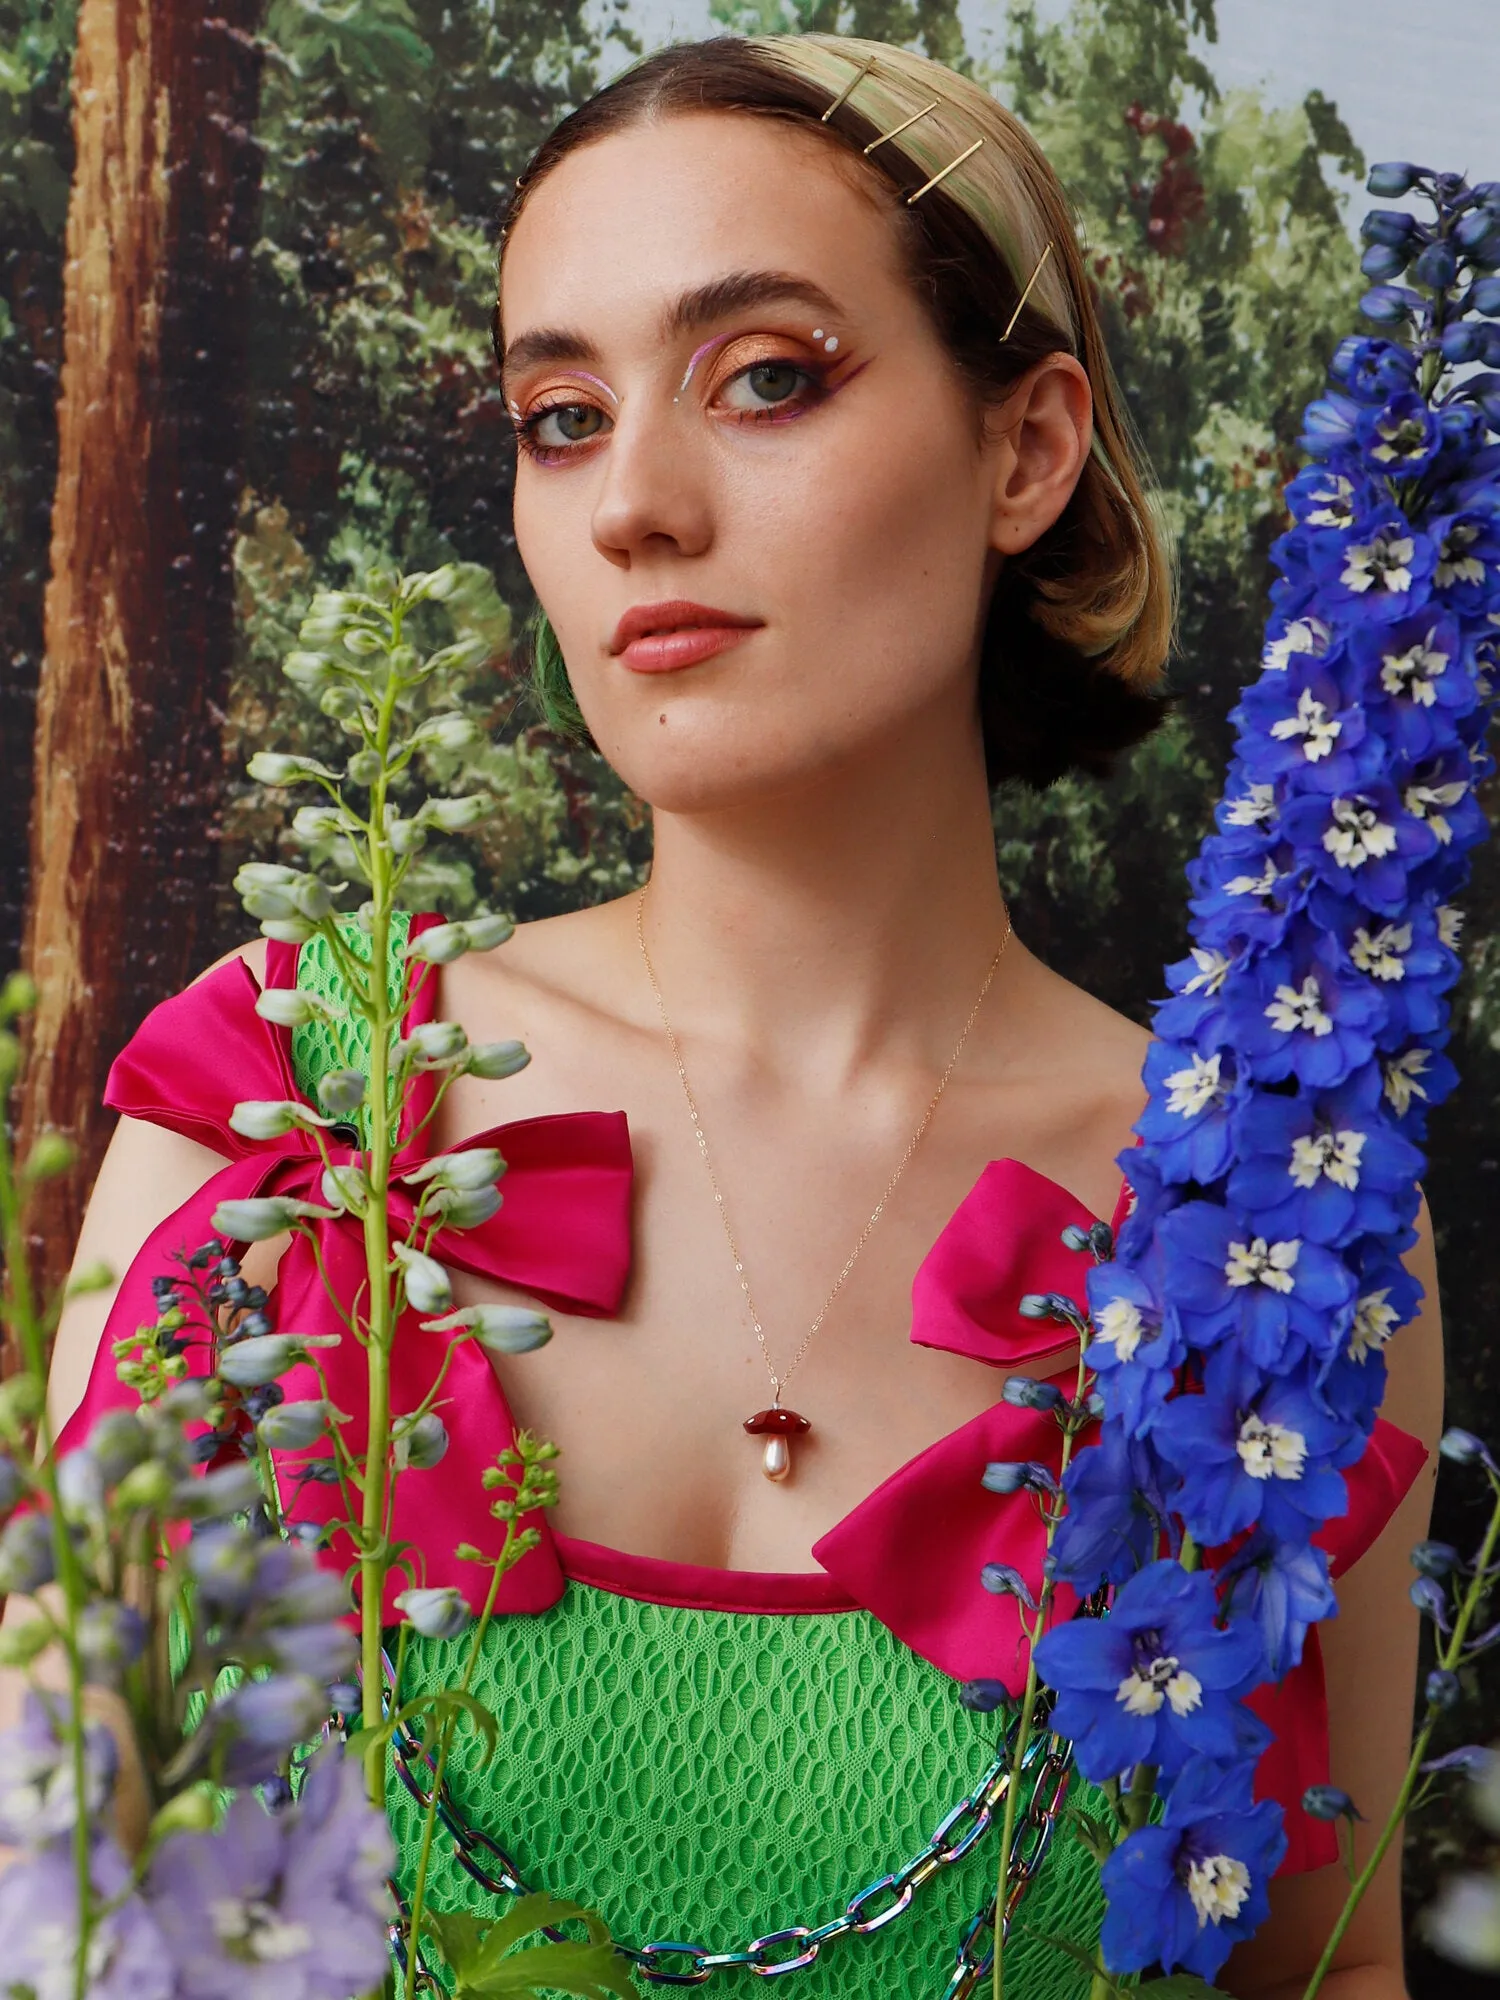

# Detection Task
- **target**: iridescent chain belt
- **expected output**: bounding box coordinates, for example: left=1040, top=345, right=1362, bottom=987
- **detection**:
left=384, top=1683, right=1076, bottom=1997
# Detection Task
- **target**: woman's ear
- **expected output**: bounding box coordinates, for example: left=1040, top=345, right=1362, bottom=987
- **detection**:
left=986, top=353, right=1094, bottom=558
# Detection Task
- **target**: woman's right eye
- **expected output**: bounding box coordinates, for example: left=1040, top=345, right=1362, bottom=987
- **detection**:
left=525, top=402, right=607, bottom=454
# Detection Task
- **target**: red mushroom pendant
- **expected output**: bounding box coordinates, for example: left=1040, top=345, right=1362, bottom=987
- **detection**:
left=743, top=1406, right=811, bottom=1483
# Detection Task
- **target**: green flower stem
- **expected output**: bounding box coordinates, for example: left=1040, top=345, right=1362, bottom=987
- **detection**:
left=0, top=1109, right=95, bottom=1998
left=1300, top=1466, right=1500, bottom=2000
left=993, top=1351, right=1091, bottom=2000
left=402, top=1511, right=522, bottom=2000
left=358, top=600, right=409, bottom=1808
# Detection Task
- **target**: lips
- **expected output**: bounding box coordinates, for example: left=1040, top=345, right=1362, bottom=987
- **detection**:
left=609, top=599, right=763, bottom=675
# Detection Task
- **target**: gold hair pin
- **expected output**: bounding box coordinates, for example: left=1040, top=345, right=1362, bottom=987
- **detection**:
left=863, top=100, right=939, bottom=155
left=999, top=239, right=1054, bottom=342
left=820, top=54, right=877, bottom=122
left=906, top=137, right=983, bottom=206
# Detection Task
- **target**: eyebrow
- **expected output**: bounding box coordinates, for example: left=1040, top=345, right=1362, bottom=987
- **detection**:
left=499, top=269, right=848, bottom=382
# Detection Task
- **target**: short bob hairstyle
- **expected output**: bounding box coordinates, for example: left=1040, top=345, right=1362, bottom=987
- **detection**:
left=495, top=33, right=1175, bottom=791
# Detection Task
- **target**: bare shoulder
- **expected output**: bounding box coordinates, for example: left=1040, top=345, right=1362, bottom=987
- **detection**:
left=441, top=895, right=643, bottom=1031
left=189, top=934, right=269, bottom=989
left=1004, top=942, right=1152, bottom=1127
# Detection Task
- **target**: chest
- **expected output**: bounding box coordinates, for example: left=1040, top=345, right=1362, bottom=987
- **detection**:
left=428, top=1008, right=1089, bottom=1572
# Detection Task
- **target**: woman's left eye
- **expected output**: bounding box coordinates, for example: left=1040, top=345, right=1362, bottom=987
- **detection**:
left=718, top=360, right=820, bottom=417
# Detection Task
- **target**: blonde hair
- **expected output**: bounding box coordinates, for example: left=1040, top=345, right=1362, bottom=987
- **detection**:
left=500, top=34, right=1175, bottom=786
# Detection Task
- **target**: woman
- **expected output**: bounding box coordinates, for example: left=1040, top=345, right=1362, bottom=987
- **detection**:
left=34, top=33, right=1440, bottom=1999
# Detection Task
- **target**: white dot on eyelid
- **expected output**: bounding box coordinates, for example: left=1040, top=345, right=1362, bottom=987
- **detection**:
left=812, top=328, right=823, bottom=340
left=824, top=336, right=839, bottom=352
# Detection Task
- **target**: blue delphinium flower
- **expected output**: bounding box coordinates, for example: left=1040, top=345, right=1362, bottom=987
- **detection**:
left=1034, top=1562, right=1268, bottom=1782
left=1152, top=1348, right=1362, bottom=1549
left=1019, top=165, right=1500, bottom=1981
left=1099, top=1756, right=1288, bottom=1980
left=1218, top=1531, right=1340, bottom=1679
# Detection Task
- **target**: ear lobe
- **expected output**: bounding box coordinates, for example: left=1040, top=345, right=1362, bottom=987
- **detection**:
left=988, top=354, right=1093, bottom=557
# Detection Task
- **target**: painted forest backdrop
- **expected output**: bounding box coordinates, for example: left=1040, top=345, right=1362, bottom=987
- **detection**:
left=2, top=0, right=1497, bottom=1983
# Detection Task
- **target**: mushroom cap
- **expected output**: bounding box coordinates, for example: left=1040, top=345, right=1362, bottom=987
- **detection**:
left=742, top=1407, right=812, bottom=1436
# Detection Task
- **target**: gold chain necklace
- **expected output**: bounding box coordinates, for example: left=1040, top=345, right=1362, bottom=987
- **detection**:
left=635, top=885, right=1013, bottom=1483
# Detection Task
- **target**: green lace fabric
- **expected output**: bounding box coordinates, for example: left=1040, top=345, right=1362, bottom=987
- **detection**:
left=292, top=916, right=1110, bottom=1998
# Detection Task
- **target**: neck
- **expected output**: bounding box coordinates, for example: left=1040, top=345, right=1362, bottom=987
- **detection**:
left=635, top=714, right=1012, bottom=1085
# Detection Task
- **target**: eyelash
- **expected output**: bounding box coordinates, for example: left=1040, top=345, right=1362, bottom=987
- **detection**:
left=513, top=355, right=835, bottom=466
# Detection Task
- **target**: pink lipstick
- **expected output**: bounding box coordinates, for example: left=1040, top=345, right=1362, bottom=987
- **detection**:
left=610, top=599, right=763, bottom=674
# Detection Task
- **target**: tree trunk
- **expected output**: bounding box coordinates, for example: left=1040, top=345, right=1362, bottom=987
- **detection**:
left=13, top=1, right=263, bottom=1332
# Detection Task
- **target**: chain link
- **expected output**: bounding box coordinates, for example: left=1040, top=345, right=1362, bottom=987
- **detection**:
left=386, top=1677, right=1075, bottom=1994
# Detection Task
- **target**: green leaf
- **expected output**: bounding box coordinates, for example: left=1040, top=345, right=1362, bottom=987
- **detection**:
left=469, top=1893, right=611, bottom=1970
left=456, top=1940, right=634, bottom=1999
left=420, top=1906, right=488, bottom=1975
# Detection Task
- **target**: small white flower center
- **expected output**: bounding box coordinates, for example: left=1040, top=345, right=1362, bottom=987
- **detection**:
left=1384, top=1048, right=1433, bottom=1117
left=1369, top=413, right=1430, bottom=465
left=1350, top=922, right=1411, bottom=981
left=1436, top=522, right=1486, bottom=590
left=1323, top=797, right=1398, bottom=869
left=1224, top=1236, right=1300, bottom=1293
left=1303, top=474, right=1356, bottom=526
left=1288, top=1127, right=1365, bottom=1191
left=1182, top=945, right=1232, bottom=995
left=1164, top=1051, right=1225, bottom=1118
left=1404, top=779, right=1469, bottom=846
left=1263, top=616, right=1329, bottom=671
left=1350, top=1287, right=1400, bottom=1363
left=1341, top=531, right=1415, bottom=597
left=211, top=1896, right=314, bottom=1964
left=1437, top=904, right=1464, bottom=949
left=1186, top=1853, right=1253, bottom=1928
left=1115, top=1655, right=1204, bottom=1719
left=1225, top=861, right=1281, bottom=900
left=1379, top=630, right=1449, bottom=705
left=1265, top=976, right=1333, bottom=1037
left=1236, top=1412, right=1307, bottom=1481
left=1270, top=688, right=1342, bottom=761
left=1095, top=1297, right=1146, bottom=1362
left=1224, top=781, right=1278, bottom=827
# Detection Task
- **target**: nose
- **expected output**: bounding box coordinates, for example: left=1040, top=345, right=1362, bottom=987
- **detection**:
left=590, top=398, right=714, bottom=569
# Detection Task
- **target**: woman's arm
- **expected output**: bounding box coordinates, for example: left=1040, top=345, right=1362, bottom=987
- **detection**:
left=1220, top=1196, right=1446, bottom=2000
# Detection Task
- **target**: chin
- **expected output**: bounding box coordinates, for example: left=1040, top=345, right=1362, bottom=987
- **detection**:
left=593, top=703, right=871, bottom=818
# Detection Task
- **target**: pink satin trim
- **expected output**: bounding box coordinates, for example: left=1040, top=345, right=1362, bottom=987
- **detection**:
left=59, top=926, right=1429, bottom=1876
left=555, top=1534, right=857, bottom=1613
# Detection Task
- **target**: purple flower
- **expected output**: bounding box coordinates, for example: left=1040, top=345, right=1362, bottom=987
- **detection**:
left=1235, top=661, right=1383, bottom=794
left=1099, top=1755, right=1287, bottom=1980
left=1356, top=391, right=1443, bottom=476
left=148, top=1746, right=394, bottom=2000
left=0, top=1834, right=173, bottom=2000
left=211, top=1675, right=332, bottom=1789
left=1034, top=1561, right=1268, bottom=1782
left=1152, top=1349, right=1361, bottom=1551
left=1350, top=611, right=1476, bottom=761
left=0, top=1692, right=118, bottom=1848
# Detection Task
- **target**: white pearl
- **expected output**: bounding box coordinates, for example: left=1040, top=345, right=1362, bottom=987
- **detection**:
left=762, top=1436, right=791, bottom=1482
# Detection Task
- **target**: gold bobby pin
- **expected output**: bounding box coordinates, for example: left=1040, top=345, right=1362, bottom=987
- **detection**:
left=820, top=54, right=877, bottom=122
left=863, top=99, right=940, bottom=155
left=906, top=136, right=983, bottom=205
left=999, top=239, right=1054, bottom=342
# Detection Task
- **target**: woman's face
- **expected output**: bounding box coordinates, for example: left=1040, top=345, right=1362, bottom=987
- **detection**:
left=499, top=111, right=1083, bottom=814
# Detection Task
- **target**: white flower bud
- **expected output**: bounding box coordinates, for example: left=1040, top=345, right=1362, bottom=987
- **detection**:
left=401, top=1147, right=504, bottom=1192
left=421, top=1304, right=552, bottom=1354
left=407, top=1021, right=469, bottom=1064
left=464, top=914, right=514, bottom=951
left=467, top=1040, right=530, bottom=1081
left=257, top=1400, right=331, bottom=1450
left=246, top=753, right=341, bottom=787
left=211, top=1195, right=337, bottom=1241
left=229, top=1099, right=336, bottom=1142
left=418, top=795, right=494, bottom=833
left=321, top=1164, right=369, bottom=1210
left=316, top=1068, right=367, bottom=1115
left=404, top=921, right=468, bottom=965
left=343, top=628, right=385, bottom=655
left=394, top=1585, right=471, bottom=1639
left=411, top=714, right=480, bottom=753
left=427, top=1186, right=502, bottom=1229
left=393, top=1243, right=452, bottom=1314
left=392, top=1412, right=449, bottom=1472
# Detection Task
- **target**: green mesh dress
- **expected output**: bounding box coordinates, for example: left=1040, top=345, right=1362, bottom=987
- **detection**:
left=289, top=917, right=1111, bottom=1998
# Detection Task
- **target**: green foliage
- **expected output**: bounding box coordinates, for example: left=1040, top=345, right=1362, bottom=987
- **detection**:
left=421, top=1894, right=636, bottom=1997
left=709, top=0, right=966, bottom=66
